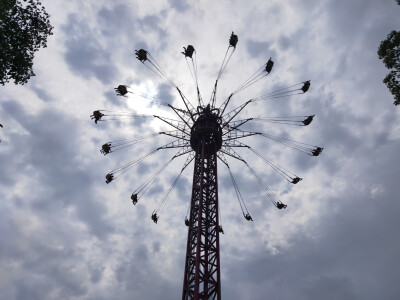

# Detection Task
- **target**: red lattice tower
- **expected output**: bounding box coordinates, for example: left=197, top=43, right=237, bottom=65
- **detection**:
left=183, top=105, right=223, bottom=299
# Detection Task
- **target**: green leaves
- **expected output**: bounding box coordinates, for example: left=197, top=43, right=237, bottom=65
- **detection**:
left=378, top=30, right=400, bottom=69
left=376, top=1, right=400, bottom=106
left=383, top=71, right=400, bottom=106
left=0, top=0, right=53, bottom=85
left=378, top=30, right=400, bottom=106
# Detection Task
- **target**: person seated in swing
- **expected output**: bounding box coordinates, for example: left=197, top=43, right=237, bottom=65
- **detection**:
left=276, top=201, right=287, bottom=209
left=244, top=213, right=253, bottom=221
left=135, top=49, right=148, bottom=62
left=301, top=80, right=311, bottom=93
left=291, top=177, right=302, bottom=184
left=101, top=143, right=111, bottom=155
left=229, top=32, right=238, bottom=48
left=185, top=218, right=189, bottom=226
left=302, top=115, right=314, bottom=126
left=114, top=85, right=128, bottom=96
left=151, top=213, right=159, bottom=224
left=312, top=147, right=323, bottom=156
left=105, top=173, right=114, bottom=184
left=91, top=110, right=104, bottom=124
left=182, top=45, right=195, bottom=58
left=265, top=57, right=274, bottom=74
left=219, top=225, right=224, bottom=234
left=131, top=193, right=138, bottom=205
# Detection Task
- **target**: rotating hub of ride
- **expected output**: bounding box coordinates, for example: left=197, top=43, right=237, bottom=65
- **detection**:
left=190, top=104, right=222, bottom=154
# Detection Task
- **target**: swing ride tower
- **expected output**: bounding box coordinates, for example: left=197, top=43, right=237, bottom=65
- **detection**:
left=91, top=32, right=323, bottom=300
left=182, top=105, right=223, bottom=299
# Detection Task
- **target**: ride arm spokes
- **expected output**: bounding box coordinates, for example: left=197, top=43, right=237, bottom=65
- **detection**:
left=218, top=93, right=234, bottom=117
left=223, top=118, right=253, bottom=135
left=217, top=152, right=230, bottom=167
left=172, top=146, right=193, bottom=158
left=222, top=139, right=250, bottom=148
left=221, top=99, right=253, bottom=129
left=159, top=130, right=190, bottom=141
left=219, top=146, right=247, bottom=163
left=210, top=79, right=219, bottom=108
left=157, top=138, right=191, bottom=150
left=176, top=87, right=196, bottom=118
left=154, top=115, right=190, bottom=134
left=168, top=103, right=192, bottom=127
left=223, top=130, right=259, bottom=142
left=181, top=151, right=195, bottom=169
left=222, top=118, right=253, bottom=136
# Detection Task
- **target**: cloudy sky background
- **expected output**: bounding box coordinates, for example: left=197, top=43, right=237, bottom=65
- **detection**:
left=1, top=0, right=400, bottom=299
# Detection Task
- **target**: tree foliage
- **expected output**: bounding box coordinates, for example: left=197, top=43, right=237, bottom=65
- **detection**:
left=378, top=30, right=400, bottom=106
left=377, top=1, right=400, bottom=106
left=0, top=0, right=53, bottom=85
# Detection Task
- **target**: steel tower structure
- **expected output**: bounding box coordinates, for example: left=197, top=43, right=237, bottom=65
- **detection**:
left=91, top=32, right=322, bottom=300
left=182, top=105, right=223, bottom=299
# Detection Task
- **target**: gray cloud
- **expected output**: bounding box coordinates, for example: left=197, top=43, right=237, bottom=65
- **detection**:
left=62, top=14, right=117, bottom=84
left=157, top=83, right=174, bottom=105
left=31, top=86, right=54, bottom=103
left=0, top=100, right=113, bottom=238
left=1, top=0, right=400, bottom=299
left=168, top=0, right=190, bottom=12
left=246, top=39, right=277, bottom=61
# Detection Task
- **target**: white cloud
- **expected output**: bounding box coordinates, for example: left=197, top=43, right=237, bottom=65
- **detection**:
left=1, top=0, right=400, bottom=299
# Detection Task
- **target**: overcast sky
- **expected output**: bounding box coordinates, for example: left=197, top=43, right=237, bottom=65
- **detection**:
left=1, top=0, right=400, bottom=299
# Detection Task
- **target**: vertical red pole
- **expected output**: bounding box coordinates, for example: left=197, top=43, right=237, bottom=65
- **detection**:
left=182, top=138, right=221, bottom=300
